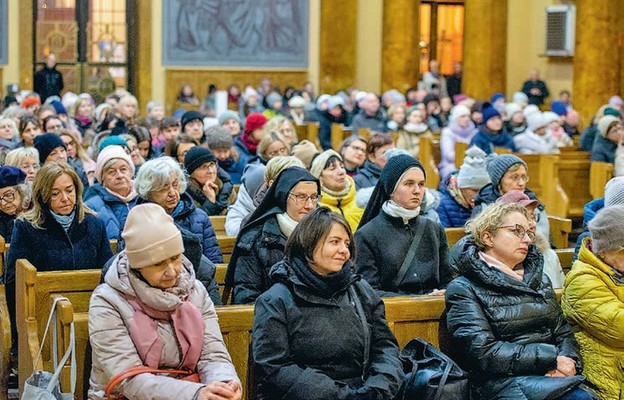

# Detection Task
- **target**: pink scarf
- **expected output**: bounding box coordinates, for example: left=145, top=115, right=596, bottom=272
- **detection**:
left=479, top=251, right=525, bottom=281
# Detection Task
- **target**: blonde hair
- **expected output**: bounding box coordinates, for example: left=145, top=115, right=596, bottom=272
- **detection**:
left=70, top=94, right=94, bottom=118
left=264, top=156, right=306, bottom=183
left=388, top=103, right=407, bottom=120
left=264, top=116, right=298, bottom=144
left=116, top=94, right=139, bottom=119
left=466, top=202, right=529, bottom=249
left=21, top=162, right=94, bottom=228
left=58, top=129, right=92, bottom=164
left=5, top=147, right=39, bottom=167
left=257, top=131, right=288, bottom=159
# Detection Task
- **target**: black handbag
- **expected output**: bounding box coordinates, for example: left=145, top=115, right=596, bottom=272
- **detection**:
left=395, top=338, right=470, bottom=400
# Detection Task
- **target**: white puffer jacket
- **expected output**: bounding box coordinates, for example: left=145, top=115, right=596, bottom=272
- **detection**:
left=88, top=252, right=239, bottom=399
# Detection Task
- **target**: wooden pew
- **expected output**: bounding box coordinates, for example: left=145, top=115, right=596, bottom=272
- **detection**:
left=557, top=151, right=592, bottom=218
left=419, top=136, right=441, bottom=189
left=295, top=124, right=307, bottom=143
left=548, top=215, right=572, bottom=249
left=589, top=161, right=613, bottom=199
left=517, top=154, right=569, bottom=218
left=307, top=123, right=320, bottom=148
left=555, top=248, right=575, bottom=275
left=0, top=236, right=9, bottom=400
left=359, top=127, right=372, bottom=141
left=16, top=259, right=100, bottom=398
left=454, top=142, right=470, bottom=170
left=215, top=263, right=227, bottom=296
left=217, top=235, right=236, bottom=264
left=444, top=228, right=466, bottom=248
left=330, top=124, right=351, bottom=151
left=210, top=216, right=227, bottom=236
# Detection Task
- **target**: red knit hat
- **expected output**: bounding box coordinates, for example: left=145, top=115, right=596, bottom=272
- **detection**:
left=244, top=113, right=268, bottom=136
left=21, top=96, right=41, bottom=109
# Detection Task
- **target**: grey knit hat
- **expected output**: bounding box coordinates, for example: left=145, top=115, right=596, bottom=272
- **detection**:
left=486, top=154, right=527, bottom=189
left=588, top=205, right=624, bottom=254
left=217, top=110, right=240, bottom=125
left=604, top=176, right=624, bottom=207
left=457, top=146, right=490, bottom=189
left=205, top=126, right=233, bottom=150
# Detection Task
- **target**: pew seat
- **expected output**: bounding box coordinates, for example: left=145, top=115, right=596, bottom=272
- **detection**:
left=210, top=215, right=227, bottom=236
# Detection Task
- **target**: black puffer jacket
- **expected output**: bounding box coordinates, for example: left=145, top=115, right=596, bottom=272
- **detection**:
left=253, top=258, right=404, bottom=400
left=445, top=240, right=584, bottom=400
left=230, top=216, right=287, bottom=304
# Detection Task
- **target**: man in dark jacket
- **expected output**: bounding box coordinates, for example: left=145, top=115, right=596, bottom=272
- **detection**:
left=521, top=68, right=549, bottom=106
left=33, top=53, right=64, bottom=102
left=349, top=93, right=387, bottom=136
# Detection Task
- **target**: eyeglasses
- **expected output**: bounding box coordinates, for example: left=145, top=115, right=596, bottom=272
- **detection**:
left=105, top=165, right=131, bottom=177
left=289, top=193, right=322, bottom=206
left=348, top=144, right=367, bottom=153
left=505, top=174, right=530, bottom=184
left=499, top=224, right=535, bottom=241
left=0, top=191, right=16, bottom=204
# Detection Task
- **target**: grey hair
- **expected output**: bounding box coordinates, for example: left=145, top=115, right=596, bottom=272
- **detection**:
left=134, top=156, right=187, bottom=199
left=146, top=100, right=163, bottom=113
left=5, top=147, right=40, bottom=166
left=15, top=183, right=31, bottom=210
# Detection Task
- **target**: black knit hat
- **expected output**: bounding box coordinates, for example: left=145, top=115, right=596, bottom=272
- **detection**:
left=180, top=111, right=203, bottom=132
left=184, top=146, right=216, bottom=175
left=0, top=166, right=26, bottom=188
left=358, top=154, right=425, bottom=229
left=34, top=133, right=66, bottom=163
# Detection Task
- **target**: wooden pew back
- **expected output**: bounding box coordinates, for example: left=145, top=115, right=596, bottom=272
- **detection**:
left=210, top=216, right=227, bottom=236
left=454, top=142, right=469, bottom=170
left=557, top=151, right=591, bottom=218
left=589, top=161, right=613, bottom=200
left=218, top=235, right=236, bottom=264
left=16, top=260, right=100, bottom=398
left=419, top=136, right=441, bottom=189
left=330, top=124, right=351, bottom=151
left=517, top=154, right=569, bottom=218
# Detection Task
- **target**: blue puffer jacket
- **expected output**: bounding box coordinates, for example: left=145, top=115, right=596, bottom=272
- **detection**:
left=84, top=183, right=138, bottom=248
left=573, top=198, right=604, bottom=261
left=139, top=192, right=223, bottom=264
left=436, top=172, right=473, bottom=228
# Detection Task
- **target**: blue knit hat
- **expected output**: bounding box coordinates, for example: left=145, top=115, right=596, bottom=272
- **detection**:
left=482, top=106, right=501, bottom=124
left=98, top=136, right=128, bottom=152
left=0, top=166, right=26, bottom=188
left=490, top=93, right=505, bottom=103
left=550, top=101, right=567, bottom=116
left=34, top=133, right=66, bottom=163
left=486, top=154, right=527, bottom=189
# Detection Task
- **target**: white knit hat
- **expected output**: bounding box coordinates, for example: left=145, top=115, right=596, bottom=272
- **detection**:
left=504, top=103, right=523, bottom=121
left=94, top=145, right=135, bottom=183
left=122, top=204, right=184, bottom=269
left=526, top=112, right=547, bottom=132
left=457, top=146, right=491, bottom=189
left=604, top=176, right=624, bottom=207
left=598, top=115, right=620, bottom=137
left=449, top=105, right=471, bottom=124
left=512, top=92, right=529, bottom=108
left=523, top=104, right=540, bottom=118
left=542, top=111, right=560, bottom=125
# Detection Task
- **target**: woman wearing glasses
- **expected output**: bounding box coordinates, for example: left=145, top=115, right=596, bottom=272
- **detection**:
left=445, top=202, right=591, bottom=400
left=472, top=153, right=550, bottom=240
left=0, top=167, right=30, bottom=242
left=225, top=167, right=320, bottom=304
left=338, top=136, right=368, bottom=176
left=591, top=115, right=623, bottom=164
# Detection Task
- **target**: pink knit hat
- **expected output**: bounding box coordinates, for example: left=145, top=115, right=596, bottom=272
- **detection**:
left=94, top=145, right=135, bottom=183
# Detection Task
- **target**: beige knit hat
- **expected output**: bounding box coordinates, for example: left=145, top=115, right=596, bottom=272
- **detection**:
left=309, top=149, right=342, bottom=178
left=122, top=204, right=184, bottom=269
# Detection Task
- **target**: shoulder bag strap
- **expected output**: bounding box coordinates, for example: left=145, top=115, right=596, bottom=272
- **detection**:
left=433, top=359, right=453, bottom=400
left=349, top=286, right=370, bottom=376
left=34, top=296, right=67, bottom=368
left=391, top=218, right=428, bottom=287
left=105, top=366, right=193, bottom=398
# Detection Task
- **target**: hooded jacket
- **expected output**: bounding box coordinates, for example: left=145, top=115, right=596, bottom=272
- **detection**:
left=225, top=167, right=320, bottom=304
left=562, top=238, right=624, bottom=400
left=353, top=161, right=382, bottom=190
left=253, top=258, right=404, bottom=400
left=445, top=240, right=584, bottom=400
left=85, top=183, right=138, bottom=247
left=319, top=175, right=363, bottom=233
left=469, top=126, right=517, bottom=155
left=318, top=109, right=349, bottom=150
left=436, top=171, right=474, bottom=228
left=88, top=252, right=239, bottom=399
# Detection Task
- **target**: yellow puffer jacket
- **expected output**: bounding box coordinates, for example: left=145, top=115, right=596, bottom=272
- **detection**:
left=561, top=237, right=624, bottom=400
left=319, top=175, right=364, bottom=233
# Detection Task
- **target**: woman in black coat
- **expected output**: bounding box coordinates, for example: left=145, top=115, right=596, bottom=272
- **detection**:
left=252, top=207, right=404, bottom=400
left=225, top=166, right=320, bottom=304
left=445, top=202, right=591, bottom=400
left=354, top=154, right=452, bottom=297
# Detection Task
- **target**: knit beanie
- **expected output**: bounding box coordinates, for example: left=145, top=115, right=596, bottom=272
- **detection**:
left=94, top=145, right=135, bottom=183
left=34, top=133, right=67, bottom=163
left=316, top=94, right=331, bottom=110
left=217, top=110, right=240, bottom=126
left=482, top=106, right=501, bottom=124
left=288, top=95, right=305, bottom=108
left=523, top=104, right=540, bottom=118
left=50, top=100, right=67, bottom=116
left=526, top=112, right=547, bottom=132
left=604, top=176, right=624, bottom=207
left=327, top=95, right=344, bottom=110
left=449, top=105, right=471, bottom=124
left=588, top=205, right=624, bottom=254
left=609, top=95, right=623, bottom=109
left=242, top=87, right=259, bottom=101
left=244, top=113, right=268, bottom=136
left=542, top=111, right=560, bottom=125
left=0, top=166, right=26, bottom=188
left=495, top=189, right=538, bottom=208
left=205, top=126, right=234, bottom=150
left=504, top=103, right=523, bottom=121
left=21, top=96, right=41, bottom=109
left=457, top=146, right=490, bottom=189
left=490, top=93, right=505, bottom=104
left=291, top=140, right=320, bottom=169
left=512, top=92, right=529, bottom=107
left=550, top=101, right=568, bottom=116
left=309, top=149, right=342, bottom=178
left=184, top=146, right=216, bottom=175
left=180, top=111, right=203, bottom=132
left=122, top=204, right=184, bottom=269
left=266, top=93, right=282, bottom=107
left=598, top=115, right=620, bottom=137
left=486, top=154, right=527, bottom=189
left=604, top=107, right=622, bottom=118
left=98, top=135, right=128, bottom=152
left=383, top=148, right=412, bottom=160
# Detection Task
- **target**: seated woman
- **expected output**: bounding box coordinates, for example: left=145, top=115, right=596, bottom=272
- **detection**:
left=184, top=146, right=236, bottom=216
left=473, top=153, right=550, bottom=240
left=396, top=106, right=433, bottom=161
left=135, top=157, right=223, bottom=264
left=310, top=150, right=364, bottom=233
left=354, top=154, right=451, bottom=296
left=469, top=107, right=517, bottom=155
left=437, top=146, right=490, bottom=228
left=165, top=134, right=199, bottom=165
left=353, top=133, right=394, bottom=190
left=338, top=136, right=367, bottom=176
left=252, top=207, right=404, bottom=399
left=5, top=147, right=40, bottom=185
left=59, top=129, right=96, bottom=185
left=84, top=145, right=138, bottom=247
left=446, top=202, right=590, bottom=400
left=226, top=166, right=319, bottom=304
left=89, top=204, right=241, bottom=400
left=562, top=205, right=624, bottom=399
left=256, top=130, right=290, bottom=164
left=18, top=114, right=42, bottom=148
left=0, top=166, right=30, bottom=242
left=591, top=115, right=622, bottom=164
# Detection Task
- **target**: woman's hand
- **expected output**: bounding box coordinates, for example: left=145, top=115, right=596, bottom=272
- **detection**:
left=196, top=380, right=241, bottom=400
left=556, top=356, right=577, bottom=377
left=202, top=181, right=219, bottom=203
left=545, top=370, right=566, bottom=378
left=428, top=289, right=446, bottom=296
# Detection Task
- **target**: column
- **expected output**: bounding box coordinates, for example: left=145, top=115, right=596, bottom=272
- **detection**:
left=462, top=0, right=507, bottom=100
left=381, top=0, right=420, bottom=92
left=573, top=0, right=620, bottom=124
left=319, top=0, right=357, bottom=94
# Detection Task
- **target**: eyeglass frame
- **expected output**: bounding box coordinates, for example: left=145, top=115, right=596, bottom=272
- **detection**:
left=504, top=173, right=530, bottom=184
left=0, top=190, right=16, bottom=204
left=498, top=224, right=535, bottom=241
left=288, top=193, right=322, bottom=206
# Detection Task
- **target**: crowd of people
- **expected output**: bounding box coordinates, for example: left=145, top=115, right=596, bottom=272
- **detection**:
left=0, top=61, right=620, bottom=399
